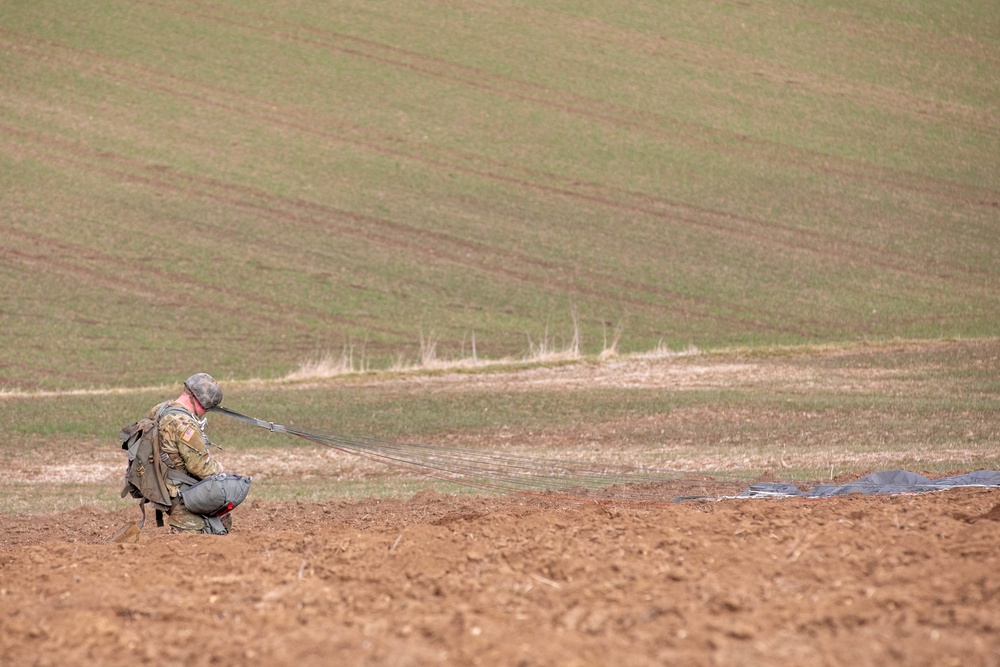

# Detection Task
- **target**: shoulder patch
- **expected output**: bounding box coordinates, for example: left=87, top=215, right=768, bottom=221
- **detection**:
left=181, top=427, right=196, bottom=443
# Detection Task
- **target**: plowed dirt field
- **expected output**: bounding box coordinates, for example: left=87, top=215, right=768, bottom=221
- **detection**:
left=2, top=486, right=998, bottom=666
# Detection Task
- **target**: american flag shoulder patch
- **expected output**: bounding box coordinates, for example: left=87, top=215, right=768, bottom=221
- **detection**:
left=181, top=427, right=196, bottom=443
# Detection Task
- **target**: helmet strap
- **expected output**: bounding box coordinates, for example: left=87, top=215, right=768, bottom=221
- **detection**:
left=184, top=387, right=206, bottom=415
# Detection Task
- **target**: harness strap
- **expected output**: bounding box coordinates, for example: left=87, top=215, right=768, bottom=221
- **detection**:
left=157, top=402, right=206, bottom=491
left=165, top=468, right=200, bottom=487
left=138, top=498, right=171, bottom=528
left=156, top=402, right=197, bottom=422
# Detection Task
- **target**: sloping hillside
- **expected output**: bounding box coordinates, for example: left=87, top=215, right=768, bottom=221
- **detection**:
left=1, top=1, right=997, bottom=390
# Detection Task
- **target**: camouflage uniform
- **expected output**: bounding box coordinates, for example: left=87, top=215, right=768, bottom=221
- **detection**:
left=150, top=400, right=225, bottom=533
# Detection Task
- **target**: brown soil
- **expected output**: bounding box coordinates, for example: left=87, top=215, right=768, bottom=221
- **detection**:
left=2, top=487, right=998, bottom=666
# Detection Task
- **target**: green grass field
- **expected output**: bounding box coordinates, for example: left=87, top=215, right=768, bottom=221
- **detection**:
left=1, top=1, right=998, bottom=507
left=2, top=0, right=997, bottom=389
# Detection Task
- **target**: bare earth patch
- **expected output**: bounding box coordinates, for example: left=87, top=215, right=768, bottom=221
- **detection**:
left=2, top=344, right=998, bottom=665
left=1, top=489, right=998, bottom=666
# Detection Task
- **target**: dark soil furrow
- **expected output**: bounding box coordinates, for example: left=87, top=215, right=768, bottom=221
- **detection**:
left=0, top=125, right=822, bottom=338
left=153, top=1, right=1000, bottom=203
left=1, top=30, right=991, bottom=287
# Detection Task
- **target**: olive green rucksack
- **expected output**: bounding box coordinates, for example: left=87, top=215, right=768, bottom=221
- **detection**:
left=118, top=404, right=191, bottom=525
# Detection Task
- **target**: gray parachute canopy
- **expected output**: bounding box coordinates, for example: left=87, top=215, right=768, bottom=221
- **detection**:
left=738, top=469, right=1000, bottom=499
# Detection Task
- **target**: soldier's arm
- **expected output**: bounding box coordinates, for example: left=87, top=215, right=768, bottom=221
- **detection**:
left=175, top=421, right=224, bottom=479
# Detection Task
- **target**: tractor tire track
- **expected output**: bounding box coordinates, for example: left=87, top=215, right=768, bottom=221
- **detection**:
left=4, top=37, right=991, bottom=338
left=2, top=30, right=991, bottom=288
left=158, top=0, right=1000, bottom=205
left=0, top=234, right=294, bottom=331
left=0, top=177, right=407, bottom=340
left=0, top=119, right=837, bottom=338
left=478, top=1, right=1000, bottom=137
left=0, top=226, right=417, bottom=362
left=0, top=357, right=95, bottom=385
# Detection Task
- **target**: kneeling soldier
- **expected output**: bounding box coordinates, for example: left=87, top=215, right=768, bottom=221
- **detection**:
left=151, top=373, right=232, bottom=533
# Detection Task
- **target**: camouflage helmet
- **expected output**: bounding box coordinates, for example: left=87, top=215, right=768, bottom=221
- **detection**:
left=184, top=372, right=223, bottom=410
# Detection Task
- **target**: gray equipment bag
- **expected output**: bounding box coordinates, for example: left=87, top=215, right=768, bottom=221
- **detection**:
left=180, top=473, right=252, bottom=517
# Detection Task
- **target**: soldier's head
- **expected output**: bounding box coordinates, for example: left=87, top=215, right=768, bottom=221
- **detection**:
left=184, top=372, right=223, bottom=413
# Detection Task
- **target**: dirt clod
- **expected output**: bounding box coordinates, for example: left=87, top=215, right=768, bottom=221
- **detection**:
left=1, top=487, right=998, bottom=666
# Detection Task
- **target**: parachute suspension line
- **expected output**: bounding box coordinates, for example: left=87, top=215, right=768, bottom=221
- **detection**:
left=213, top=407, right=750, bottom=504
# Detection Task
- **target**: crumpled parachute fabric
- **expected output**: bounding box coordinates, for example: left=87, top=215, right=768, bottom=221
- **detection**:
left=739, top=469, right=1000, bottom=499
